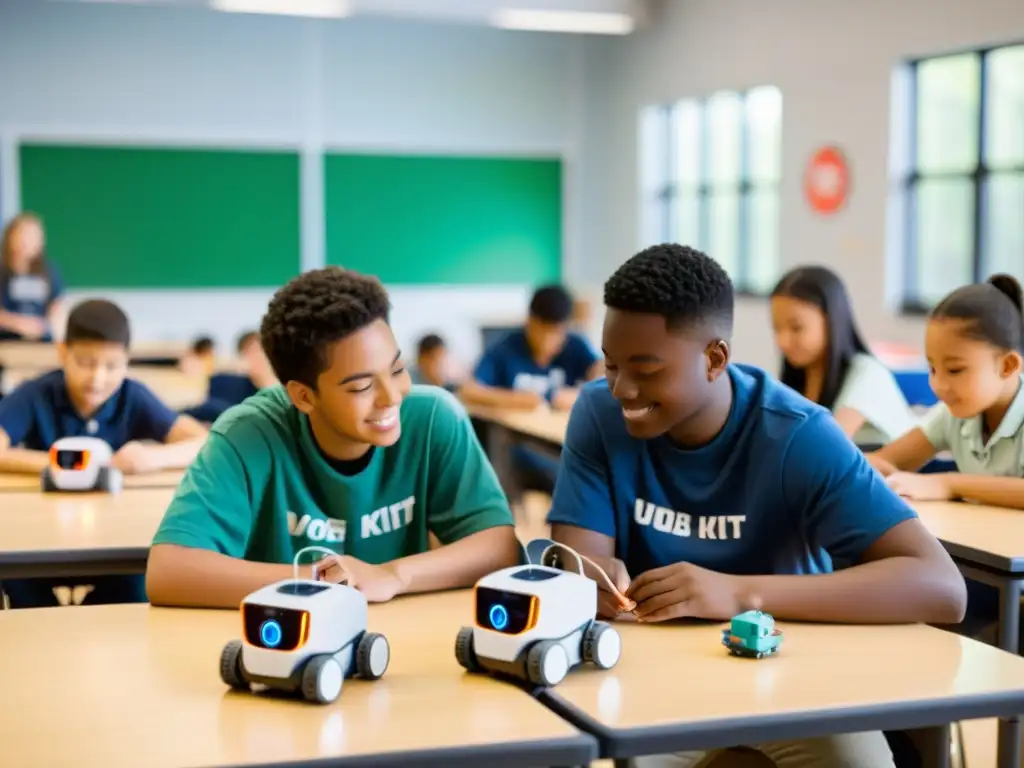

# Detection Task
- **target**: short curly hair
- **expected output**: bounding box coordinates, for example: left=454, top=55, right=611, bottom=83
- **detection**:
left=259, top=267, right=391, bottom=387
left=604, top=244, right=733, bottom=334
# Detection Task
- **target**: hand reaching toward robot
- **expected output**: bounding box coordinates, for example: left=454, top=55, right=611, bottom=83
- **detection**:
left=111, top=441, right=159, bottom=475
left=314, top=554, right=407, bottom=603
left=627, top=561, right=743, bottom=623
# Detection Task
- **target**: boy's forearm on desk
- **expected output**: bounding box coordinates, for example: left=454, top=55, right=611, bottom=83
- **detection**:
left=948, top=474, right=1024, bottom=510
left=0, top=448, right=49, bottom=474
left=146, top=544, right=295, bottom=608
left=737, top=555, right=966, bottom=625
left=147, top=439, right=204, bottom=470
left=392, top=525, right=520, bottom=595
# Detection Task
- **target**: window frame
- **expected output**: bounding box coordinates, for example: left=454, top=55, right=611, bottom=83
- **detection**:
left=645, top=86, right=782, bottom=296
left=900, top=41, right=1024, bottom=315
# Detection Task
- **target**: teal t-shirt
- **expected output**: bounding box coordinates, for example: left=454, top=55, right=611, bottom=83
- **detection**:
left=152, top=384, right=514, bottom=565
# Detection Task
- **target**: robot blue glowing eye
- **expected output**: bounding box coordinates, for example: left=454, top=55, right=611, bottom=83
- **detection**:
left=260, top=619, right=283, bottom=648
left=488, top=604, right=509, bottom=631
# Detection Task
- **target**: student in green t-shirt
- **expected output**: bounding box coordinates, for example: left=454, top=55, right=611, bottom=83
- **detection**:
left=146, top=267, right=520, bottom=609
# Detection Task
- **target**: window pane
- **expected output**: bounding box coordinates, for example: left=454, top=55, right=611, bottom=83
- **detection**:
left=746, top=187, right=780, bottom=293
left=671, top=192, right=701, bottom=249
left=916, top=54, right=981, bottom=173
left=707, top=91, right=743, bottom=184
left=639, top=105, right=669, bottom=245
left=983, top=173, right=1024, bottom=284
left=746, top=86, right=783, bottom=183
left=986, top=45, right=1024, bottom=168
left=707, top=191, right=740, bottom=278
left=671, top=100, right=703, bottom=189
left=639, top=105, right=669, bottom=195
left=913, top=178, right=975, bottom=305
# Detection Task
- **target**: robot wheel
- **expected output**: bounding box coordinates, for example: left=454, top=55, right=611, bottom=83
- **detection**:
left=219, top=640, right=250, bottom=691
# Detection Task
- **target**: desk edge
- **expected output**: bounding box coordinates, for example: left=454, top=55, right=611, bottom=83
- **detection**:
left=537, top=688, right=1024, bottom=758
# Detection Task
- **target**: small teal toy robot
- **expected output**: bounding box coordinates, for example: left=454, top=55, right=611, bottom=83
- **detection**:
left=722, top=610, right=782, bottom=659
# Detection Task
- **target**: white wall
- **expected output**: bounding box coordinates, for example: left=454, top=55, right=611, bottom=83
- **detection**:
left=578, top=0, right=1024, bottom=370
left=0, top=0, right=589, bottom=366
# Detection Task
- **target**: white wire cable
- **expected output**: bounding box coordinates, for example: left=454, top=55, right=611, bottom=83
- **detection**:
left=523, top=538, right=636, bottom=612
left=292, top=545, right=346, bottom=583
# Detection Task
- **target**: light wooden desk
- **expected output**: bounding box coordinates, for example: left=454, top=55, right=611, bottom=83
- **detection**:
left=464, top=402, right=568, bottom=504
left=0, top=592, right=597, bottom=768
left=0, top=340, right=188, bottom=369
left=0, top=469, right=183, bottom=493
left=914, top=501, right=1024, bottom=654
left=0, top=488, right=170, bottom=579
left=538, top=619, right=1024, bottom=768
left=1, top=364, right=207, bottom=409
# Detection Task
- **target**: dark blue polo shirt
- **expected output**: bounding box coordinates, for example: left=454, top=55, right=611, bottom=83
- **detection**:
left=0, top=266, right=65, bottom=342
left=0, top=370, right=178, bottom=451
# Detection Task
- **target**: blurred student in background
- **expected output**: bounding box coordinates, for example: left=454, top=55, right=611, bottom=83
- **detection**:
left=0, top=212, right=66, bottom=342
left=460, top=284, right=602, bottom=496
left=179, top=335, right=216, bottom=377
left=183, top=330, right=277, bottom=424
left=771, top=266, right=915, bottom=447
left=461, top=284, right=602, bottom=412
left=411, top=333, right=457, bottom=391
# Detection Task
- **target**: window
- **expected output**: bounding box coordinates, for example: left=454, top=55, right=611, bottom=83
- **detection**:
left=640, top=85, right=783, bottom=294
left=898, top=43, right=1024, bottom=310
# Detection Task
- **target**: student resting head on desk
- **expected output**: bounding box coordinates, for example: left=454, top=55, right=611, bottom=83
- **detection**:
left=546, top=243, right=967, bottom=768
left=146, top=267, right=520, bottom=609
left=0, top=212, right=67, bottom=343
left=770, top=265, right=916, bottom=446
left=0, top=299, right=208, bottom=609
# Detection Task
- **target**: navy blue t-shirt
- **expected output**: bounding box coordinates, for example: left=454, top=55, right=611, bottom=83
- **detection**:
left=0, top=370, right=178, bottom=451
left=547, top=364, right=917, bottom=577
left=0, top=265, right=65, bottom=342
left=474, top=329, right=598, bottom=400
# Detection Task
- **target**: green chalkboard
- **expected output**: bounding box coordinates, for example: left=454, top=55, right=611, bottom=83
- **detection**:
left=18, top=143, right=301, bottom=289
left=324, top=153, right=562, bottom=285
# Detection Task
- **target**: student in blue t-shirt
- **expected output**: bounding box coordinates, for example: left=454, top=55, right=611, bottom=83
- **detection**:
left=0, top=298, right=209, bottom=609
left=547, top=244, right=966, bottom=768
left=461, top=284, right=602, bottom=493
left=0, top=212, right=67, bottom=342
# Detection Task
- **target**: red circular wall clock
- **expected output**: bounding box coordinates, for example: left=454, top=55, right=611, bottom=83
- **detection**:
left=804, top=145, right=850, bottom=215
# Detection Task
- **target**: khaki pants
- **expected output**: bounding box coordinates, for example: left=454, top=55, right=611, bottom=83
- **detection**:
left=630, top=731, right=895, bottom=768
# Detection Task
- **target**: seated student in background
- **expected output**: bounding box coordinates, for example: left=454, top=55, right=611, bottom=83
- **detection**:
left=771, top=265, right=916, bottom=446
left=461, top=284, right=602, bottom=412
left=0, top=298, right=209, bottom=609
left=410, top=333, right=457, bottom=391
left=179, top=335, right=216, bottom=377
left=547, top=244, right=966, bottom=768
left=866, top=274, right=1024, bottom=644
left=867, top=274, right=1024, bottom=507
left=182, top=330, right=277, bottom=424
left=0, top=212, right=66, bottom=342
left=146, top=267, right=519, bottom=609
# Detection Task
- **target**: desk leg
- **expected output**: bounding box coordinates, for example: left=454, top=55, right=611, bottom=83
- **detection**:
left=996, top=580, right=1023, bottom=768
left=997, top=579, right=1022, bottom=654
left=998, top=716, right=1021, bottom=768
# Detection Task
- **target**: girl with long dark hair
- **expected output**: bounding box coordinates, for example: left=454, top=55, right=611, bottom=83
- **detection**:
left=771, top=265, right=915, bottom=445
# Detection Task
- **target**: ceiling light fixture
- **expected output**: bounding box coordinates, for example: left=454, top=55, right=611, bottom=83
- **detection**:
left=211, top=0, right=351, bottom=19
left=491, top=8, right=635, bottom=35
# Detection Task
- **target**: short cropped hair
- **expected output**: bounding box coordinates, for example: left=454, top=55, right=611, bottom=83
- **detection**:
left=65, top=299, right=131, bottom=347
left=529, top=285, right=574, bottom=324
left=191, top=336, right=215, bottom=355
left=603, top=244, right=734, bottom=335
left=235, top=330, right=259, bottom=354
left=417, top=333, right=445, bottom=357
left=259, top=267, right=390, bottom=388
